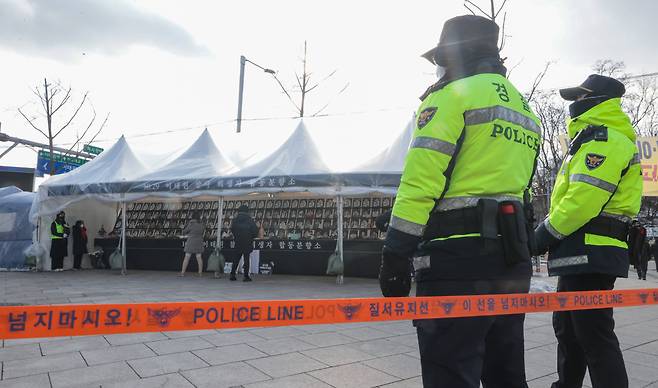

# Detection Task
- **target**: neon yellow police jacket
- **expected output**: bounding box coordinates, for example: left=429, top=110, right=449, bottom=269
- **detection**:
left=386, top=72, right=541, bottom=255
left=544, top=98, right=642, bottom=276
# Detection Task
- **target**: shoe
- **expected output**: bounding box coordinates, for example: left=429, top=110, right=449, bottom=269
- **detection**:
left=178, top=272, right=185, bottom=277
left=230, top=274, right=237, bottom=281
left=243, top=276, right=252, bottom=282
left=197, top=273, right=203, bottom=277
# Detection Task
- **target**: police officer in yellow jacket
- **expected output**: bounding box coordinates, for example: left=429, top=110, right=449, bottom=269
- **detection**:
left=534, top=75, right=641, bottom=388
left=380, top=15, right=540, bottom=388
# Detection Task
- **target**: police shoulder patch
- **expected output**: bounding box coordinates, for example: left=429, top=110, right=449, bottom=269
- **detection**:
left=585, top=153, right=606, bottom=170
left=417, top=107, right=437, bottom=130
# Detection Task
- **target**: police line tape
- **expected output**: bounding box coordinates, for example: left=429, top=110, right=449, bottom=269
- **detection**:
left=1, top=288, right=657, bottom=339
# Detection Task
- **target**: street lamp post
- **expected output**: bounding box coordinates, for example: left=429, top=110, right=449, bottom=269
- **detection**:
left=236, top=55, right=275, bottom=133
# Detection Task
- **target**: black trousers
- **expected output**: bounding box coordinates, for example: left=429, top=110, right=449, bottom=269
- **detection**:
left=551, top=274, right=628, bottom=388
left=637, top=256, right=648, bottom=279
left=230, top=248, right=251, bottom=276
left=415, top=278, right=530, bottom=388
left=73, top=254, right=83, bottom=269
left=50, top=239, right=67, bottom=270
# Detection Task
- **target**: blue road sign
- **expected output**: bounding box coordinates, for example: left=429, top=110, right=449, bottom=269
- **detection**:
left=35, top=154, right=86, bottom=176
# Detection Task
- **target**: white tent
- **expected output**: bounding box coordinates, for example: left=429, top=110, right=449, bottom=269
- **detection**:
left=223, top=121, right=336, bottom=196
left=336, top=118, right=413, bottom=196
left=29, top=119, right=413, bottom=276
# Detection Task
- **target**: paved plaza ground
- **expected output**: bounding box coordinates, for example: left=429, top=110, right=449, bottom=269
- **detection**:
left=0, top=264, right=656, bottom=388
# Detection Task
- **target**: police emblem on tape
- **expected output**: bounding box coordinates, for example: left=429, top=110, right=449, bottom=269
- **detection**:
left=417, top=107, right=437, bottom=129
left=585, top=153, right=606, bottom=170
left=337, top=304, right=362, bottom=320
left=148, top=308, right=181, bottom=327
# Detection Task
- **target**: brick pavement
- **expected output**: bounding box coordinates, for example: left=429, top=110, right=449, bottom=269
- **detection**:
left=0, top=263, right=656, bottom=388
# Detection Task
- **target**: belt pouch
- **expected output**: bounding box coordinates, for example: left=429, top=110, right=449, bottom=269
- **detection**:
left=498, top=201, right=530, bottom=266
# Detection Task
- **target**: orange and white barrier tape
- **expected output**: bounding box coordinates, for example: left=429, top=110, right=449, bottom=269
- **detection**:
left=1, top=288, right=657, bottom=339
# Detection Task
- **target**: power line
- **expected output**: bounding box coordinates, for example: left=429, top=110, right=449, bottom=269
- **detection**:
left=49, top=106, right=414, bottom=147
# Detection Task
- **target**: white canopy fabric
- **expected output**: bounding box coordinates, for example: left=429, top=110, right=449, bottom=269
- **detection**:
left=30, top=118, right=413, bottom=221
left=28, top=117, right=414, bottom=274
left=30, top=136, right=151, bottom=223
left=140, top=129, right=236, bottom=180
left=335, top=119, right=413, bottom=196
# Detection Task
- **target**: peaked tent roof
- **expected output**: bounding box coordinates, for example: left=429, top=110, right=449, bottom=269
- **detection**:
left=233, top=120, right=331, bottom=178
left=42, top=136, right=150, bottom=196
left=45, top=136, right=149, bottom=187
left=140, top=129, right=236, bottom=180
left=354, top=118, right=414, bottom=173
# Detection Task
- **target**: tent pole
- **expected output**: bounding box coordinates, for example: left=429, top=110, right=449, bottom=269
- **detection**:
left=336, top=194, right=344, bottom=285
left=121, top=201, right=127, bottom=276
left=215, top=197, right=224, bottom=277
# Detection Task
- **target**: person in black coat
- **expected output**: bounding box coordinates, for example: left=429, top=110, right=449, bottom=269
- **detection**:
left=229, top=205, right=258, bottom=282
left=50, top=211, right=70, bottom=271
left=72, top=220, right=88, bottom=270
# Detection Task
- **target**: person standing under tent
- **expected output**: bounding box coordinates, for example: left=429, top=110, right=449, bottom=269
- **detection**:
left=230, top=205, right=258, bottom=282
left=72, top=220, right=88, bottom=270
left=50, top=211, right=70, bottom=271
left=180, top=212, right=204, bottom=277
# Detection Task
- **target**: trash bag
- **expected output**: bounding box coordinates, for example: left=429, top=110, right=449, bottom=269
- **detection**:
left=207, top=249, right=225, bottom=272
left=23, top=243, right=45, bottom=267
left=109, top=249, right=124, bottom=270
left=326, top=251, right=344, bottom=275
left=90, top=248, right=105, bottom=269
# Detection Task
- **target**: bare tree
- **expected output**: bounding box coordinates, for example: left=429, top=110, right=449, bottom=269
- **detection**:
left=464, top=0, right=508, bottom=51
left=591, top=60, right=658, bottom=136
left=17, top=78, right=109, bottom=175
left=269, top=41, right=349, bottom=118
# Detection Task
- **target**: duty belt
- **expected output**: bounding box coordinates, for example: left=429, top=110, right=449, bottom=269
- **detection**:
left=581, top=215, right=629, bottom=241
left=425, top=206, right=480, bottom=239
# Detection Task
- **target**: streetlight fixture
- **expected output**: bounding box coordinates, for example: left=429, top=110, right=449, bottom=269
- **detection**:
left=236, top=55, right=276, bottom=133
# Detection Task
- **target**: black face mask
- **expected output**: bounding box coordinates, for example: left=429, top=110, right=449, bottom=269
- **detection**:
left=568, top=95, right=612, bottom=118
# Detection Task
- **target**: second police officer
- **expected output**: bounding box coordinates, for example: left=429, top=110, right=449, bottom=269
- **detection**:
left=534, top=75, right=642, bottom=388
left=380, top=15, right=541, bottom=388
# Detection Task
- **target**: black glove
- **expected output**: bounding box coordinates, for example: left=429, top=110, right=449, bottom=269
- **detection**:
left=533, top=221, right=560, bottom=256
left=379, top=246, right=412, bottom=297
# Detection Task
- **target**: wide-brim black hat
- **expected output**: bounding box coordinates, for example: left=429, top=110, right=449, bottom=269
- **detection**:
left=559, top=74, right=626, bottom=101
left=421, top=15, right=499, bottom=66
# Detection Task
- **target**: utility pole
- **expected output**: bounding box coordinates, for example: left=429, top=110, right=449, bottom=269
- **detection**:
left=236, top=56, right=246, bottom=133
left=235, top=56, right=276, bottom=133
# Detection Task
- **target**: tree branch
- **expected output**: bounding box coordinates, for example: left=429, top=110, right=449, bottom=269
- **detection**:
left=270, top=74, right=301, bottom=112
left=494, top=0, right=507, bottom=19
left=465, top=0, right=489, bottom=18
left=17, top=108, right=48, bottom=138
left=51, top=87, right=72, bottom=116
left=54, top=92, right=88, bottom=138
left=464, top=4, right=477, bottom=15
left=86, top=112, right=110, bottom=145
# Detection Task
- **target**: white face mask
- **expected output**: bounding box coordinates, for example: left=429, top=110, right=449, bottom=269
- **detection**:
left=435, top=65, right=446, bottom=79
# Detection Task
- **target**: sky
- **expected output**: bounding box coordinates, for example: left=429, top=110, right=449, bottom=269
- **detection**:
left=1, top=0, right=657, bottom=174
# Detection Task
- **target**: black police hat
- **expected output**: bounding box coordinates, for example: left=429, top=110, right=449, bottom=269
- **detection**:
left=238, top=205, right=249, bottom=213
left=559, top=74, right=626, bottom=101
left=421, top=15, right=499, bottom=66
